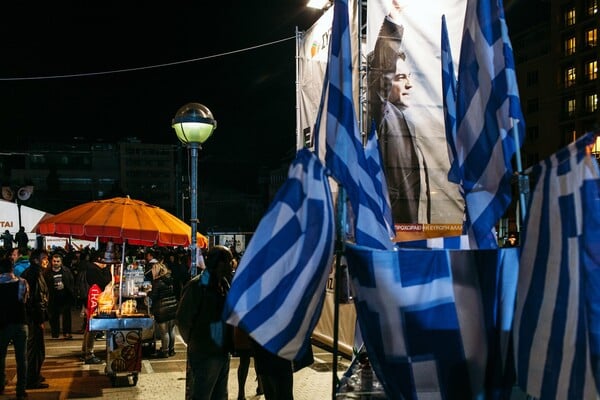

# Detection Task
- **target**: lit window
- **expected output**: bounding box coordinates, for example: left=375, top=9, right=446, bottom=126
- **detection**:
left=567, top=98, right=577, bottom=116
left=585, top=60, right=598, bottom=80
left=565, top=37, right=576, bottom=55
left=565, top=7, right=576, bottom=26
left=585, top=93, right=598, bottom=112
left=565, top=66, right=577, bottom=87
left=588, top=0, right=598, bottom=15
left=586, top=28, right=598, bottom=47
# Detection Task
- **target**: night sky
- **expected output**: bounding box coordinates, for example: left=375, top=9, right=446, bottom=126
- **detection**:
left=1, top=1, right=538, bottom=167
left=0, top=3, right=325, bottom=167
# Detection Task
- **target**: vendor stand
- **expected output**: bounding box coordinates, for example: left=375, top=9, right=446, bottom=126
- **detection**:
left=36, top=196, right=209, bottom=386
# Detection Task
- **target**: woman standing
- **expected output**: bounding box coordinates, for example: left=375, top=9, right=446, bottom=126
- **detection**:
left=149, top=260, right=178, bottom=358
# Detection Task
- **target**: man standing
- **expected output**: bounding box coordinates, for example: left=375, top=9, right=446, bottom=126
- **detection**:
left=177, top=245, right=234, bottom=400
left=21, top=248, right=50, bottom=389
left=1, top=230, right=14, bottom=250
left=0, top=258, right=29, bottom=400
left=14, top=227, right=29, bottom=250
left=11, top=248, right=30, bottom=277
left=43, top=253, right=75, bottom=340
left=81, top=252, right=111, bottom=364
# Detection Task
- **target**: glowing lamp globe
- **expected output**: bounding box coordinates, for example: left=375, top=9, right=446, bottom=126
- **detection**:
left=171, top=103, right=217, bottom=144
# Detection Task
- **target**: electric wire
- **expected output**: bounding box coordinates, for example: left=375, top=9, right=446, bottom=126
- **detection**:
left=0, top=36, right=296, bottom=82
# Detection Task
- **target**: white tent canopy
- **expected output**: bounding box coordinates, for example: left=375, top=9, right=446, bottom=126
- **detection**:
left=0, top=199, right=52, bottom=248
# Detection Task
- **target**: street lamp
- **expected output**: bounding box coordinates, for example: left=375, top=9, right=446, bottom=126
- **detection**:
left=172, top=102, right=216, bottom=277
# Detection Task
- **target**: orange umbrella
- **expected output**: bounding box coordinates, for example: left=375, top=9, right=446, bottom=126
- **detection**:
left=36, top=196, right=208, bottom=248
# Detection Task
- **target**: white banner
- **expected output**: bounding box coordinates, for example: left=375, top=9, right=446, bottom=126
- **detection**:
left=367, top=0, right=467, bottom=229
left=296, top=2, right=359, bottom=152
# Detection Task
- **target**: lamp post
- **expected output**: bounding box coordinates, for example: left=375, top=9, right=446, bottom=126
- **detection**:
left=172, top=103, right=216, bottom=277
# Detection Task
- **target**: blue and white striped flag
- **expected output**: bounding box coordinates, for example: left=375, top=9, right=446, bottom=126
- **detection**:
left=455, top=0, right=525, bottom=249
left=514, top=133, right=600, bottom=399
left=222, top=149, right=335, bottom=361
left=346, top=244, right=519, bottom=399
left=441, top=14, right=461, bottom=185
left=365, top=119, right=395, bottom=239
left=314, top=0, right=394, bottom=250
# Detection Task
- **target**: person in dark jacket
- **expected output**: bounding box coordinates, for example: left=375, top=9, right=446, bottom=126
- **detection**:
left=44, top=253, right=75, bottom=339
left=177, top=245, right=234, bottom=400
left=149, top=262, right=178, bottom=358
left=81, top=252, right=112, bottom=365
left=0, top=257, right=30, bottom=400
left=21, top=248, right=50, bottom=389
left=14, top=227, right=29, bottom=251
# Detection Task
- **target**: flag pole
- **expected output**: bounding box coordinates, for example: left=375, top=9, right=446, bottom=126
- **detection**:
left=332, top=186, right=346, bottom=400
left=512, top=120, right=529, bottom=227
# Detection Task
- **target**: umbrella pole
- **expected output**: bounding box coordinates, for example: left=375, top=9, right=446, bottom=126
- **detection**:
left=119, top=242, right=126, bottom=312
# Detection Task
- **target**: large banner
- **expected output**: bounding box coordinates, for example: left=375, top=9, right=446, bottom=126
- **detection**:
left=367, top=0, right=467, bottom=239
left=297, top=2, right=359, bottom=154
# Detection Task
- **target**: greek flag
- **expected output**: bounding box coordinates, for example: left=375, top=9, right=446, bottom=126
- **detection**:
left=314, top=0, right=394, bottom=250
left=365, top=119, right=395, bottom=239
left=222, top=149, right=335, bottom=361
left=514, top=133, right=600, bottom=399
left=346, top=244, right=519, bottom=399
left=455, top=0, right=525, bottom=249
left=441, top=14, right=461, bottom=185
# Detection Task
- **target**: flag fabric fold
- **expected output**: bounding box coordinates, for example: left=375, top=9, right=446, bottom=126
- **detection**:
left=222, top=148, right=335, bottom=361
left=514, top=132, right=600, bottom=399
left=441, top=14, right=461, bottom=185
left=345, top=243, right=519, bottom=399
left=314, top=0, right=394, bottom=250
left=455, top=0, right=525, bottom=249
left=365, top=119, right=395, bottom=239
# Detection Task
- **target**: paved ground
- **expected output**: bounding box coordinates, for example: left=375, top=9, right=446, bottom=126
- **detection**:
left=0, top=310, right=351, bottom=400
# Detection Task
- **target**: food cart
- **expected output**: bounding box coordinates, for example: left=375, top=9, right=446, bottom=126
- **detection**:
left=88, top=246, right=154, bottom=386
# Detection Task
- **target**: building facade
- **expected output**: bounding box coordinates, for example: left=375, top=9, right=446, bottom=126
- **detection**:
left=510, top=0, right=600, bottom=167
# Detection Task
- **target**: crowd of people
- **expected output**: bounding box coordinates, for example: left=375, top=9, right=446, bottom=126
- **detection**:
left=0, top=241, right=311, bottom=400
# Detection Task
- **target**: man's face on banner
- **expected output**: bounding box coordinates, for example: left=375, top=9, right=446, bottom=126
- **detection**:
left=388, top=56, right=412, bottom=108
